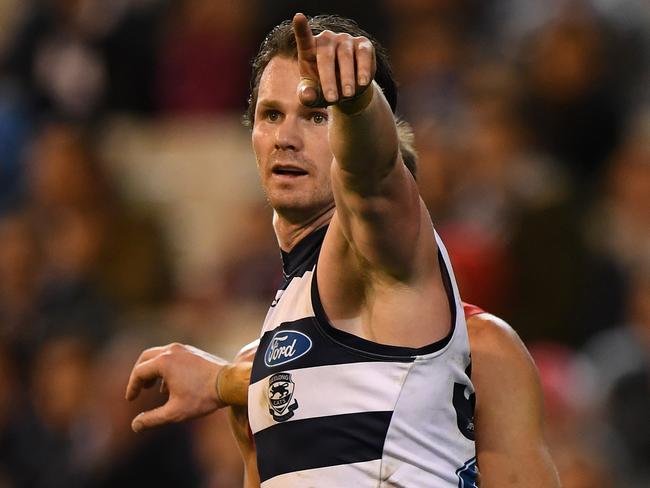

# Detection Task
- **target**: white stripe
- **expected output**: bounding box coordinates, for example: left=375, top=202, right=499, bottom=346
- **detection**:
left=249, top=361, right=411, bottom=434
left=261, top=269, right=315, bottom=334
left=380, top=356, right=475, bottom=486
left=262, top=460, right=382, bottom=488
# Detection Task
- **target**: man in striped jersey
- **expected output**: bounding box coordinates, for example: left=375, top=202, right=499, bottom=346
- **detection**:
left=126, top=13, right=559, bottom=487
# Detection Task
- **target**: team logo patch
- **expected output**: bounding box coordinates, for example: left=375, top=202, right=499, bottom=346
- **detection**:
left=264, top=330, right=312, bottom=368
left=268, top=373, right=299, bottom=422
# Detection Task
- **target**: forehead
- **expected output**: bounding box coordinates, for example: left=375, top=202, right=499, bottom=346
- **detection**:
left=257, top=56, right=300, bottom=103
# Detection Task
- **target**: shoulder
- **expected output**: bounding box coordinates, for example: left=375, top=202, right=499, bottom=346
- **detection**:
left=466, top=313, right=561, bottom=487
left=466, top=313, right=543, bottom=413
left=467, top=313, right=537, bottom=371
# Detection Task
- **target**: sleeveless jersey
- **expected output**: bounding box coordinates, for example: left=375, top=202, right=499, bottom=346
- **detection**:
left=248, top=225, right=477, bottom=487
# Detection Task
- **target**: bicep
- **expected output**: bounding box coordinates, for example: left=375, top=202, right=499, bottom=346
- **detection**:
left=330, top=161, right=427, bottom=280
left=469, top=315, right=560, bottom=488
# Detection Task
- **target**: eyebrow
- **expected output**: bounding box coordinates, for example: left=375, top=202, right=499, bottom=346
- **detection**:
left=256, top=99, right=284, bottom=110
left=256, top=98, right=328, bottom=114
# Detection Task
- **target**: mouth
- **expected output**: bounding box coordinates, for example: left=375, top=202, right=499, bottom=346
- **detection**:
left=271, top=165, right=309, bottom=177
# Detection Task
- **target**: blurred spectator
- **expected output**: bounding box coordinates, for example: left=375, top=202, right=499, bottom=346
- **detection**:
left=527, top=342, right=614, bottom=486
left=0, top=341, right=25, bottom=485
left=192, top=410, right=245, bottom=488
left=584, top=262, right=650, bottom=486
left=216, top=202, right=281, bottom=304
left=591, top=0, right=650, bottom=102
left=0, top=81, right=32, bottom=213
left=3, top=0, right=163, bottom=119
left=27, top=122, right=173, bottom=310
left=579, top=108, right=650, bottom=338
left=156, top=0, right=255, bottom=115
left=1, top=337, right=94, bottom=487
left=520, top=10, right=627, bottom=184
left=439, top=224, right=512, bottom=317
left=390, top=15, right=467, bottom=122
left=553, top=444, right=614, bottom=488
left=528, top=343, right=596, bottom=446
left=447, top=68, right=568, bottom=239
left=0, top=212, right=42, bottom=371
left=256, top=1, right=391, bottom=50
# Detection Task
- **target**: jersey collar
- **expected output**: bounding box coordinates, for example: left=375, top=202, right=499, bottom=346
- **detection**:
left=281, top=225, right=328, bottom=278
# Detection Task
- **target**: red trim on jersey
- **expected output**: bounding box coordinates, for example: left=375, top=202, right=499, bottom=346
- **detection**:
left=463, top=302, right=485, bottom=318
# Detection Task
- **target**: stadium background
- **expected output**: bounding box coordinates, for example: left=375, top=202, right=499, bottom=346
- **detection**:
left=0, top=0, right=648, bottom=486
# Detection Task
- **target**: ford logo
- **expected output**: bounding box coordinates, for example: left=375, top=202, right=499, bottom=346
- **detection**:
left=264, top=330, right=312, bottom=368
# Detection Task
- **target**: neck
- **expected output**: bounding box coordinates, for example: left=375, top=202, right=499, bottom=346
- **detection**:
left=273, top=205, right=335, bottom=252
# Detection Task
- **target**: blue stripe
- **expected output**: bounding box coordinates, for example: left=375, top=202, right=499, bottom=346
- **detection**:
left=456, top=457, right=478, bottom=488
left=255, top=411, right=393, bottom=482
left=250, top=318, right=413, bottom=384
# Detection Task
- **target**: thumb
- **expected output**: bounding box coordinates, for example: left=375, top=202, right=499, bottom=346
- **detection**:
left=298, top=78, right=326, bottom=107
left=131, top=402, right=180, bottom=433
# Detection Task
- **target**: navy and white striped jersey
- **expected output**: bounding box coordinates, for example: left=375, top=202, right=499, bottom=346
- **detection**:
left=248, top=225, right=477, bottom=487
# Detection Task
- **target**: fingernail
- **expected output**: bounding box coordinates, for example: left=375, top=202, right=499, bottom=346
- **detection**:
left=343, top=85, right=353, bottom=97
left=359, top=76, right=368, bottom=86
left=133, top=421, right=142, bottom=433
left=300, top=86, right=313, bottom=100
left=326, top=90, right=337, bottom=102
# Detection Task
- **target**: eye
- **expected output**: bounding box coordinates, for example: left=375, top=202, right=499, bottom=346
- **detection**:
left=264, top=110, right=281, bottom=122
left=311, top=112, right=328, bottom=125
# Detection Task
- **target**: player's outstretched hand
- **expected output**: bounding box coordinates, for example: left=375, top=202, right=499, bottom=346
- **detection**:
left=125, top=343, right=227, bottom=433
left=292, top=12, right=376, bottom=108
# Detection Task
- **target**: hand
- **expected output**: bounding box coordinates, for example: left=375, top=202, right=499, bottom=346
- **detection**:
left=125, top=343, right=227, bottom=432
left=292, top=13, right=376, bottom=108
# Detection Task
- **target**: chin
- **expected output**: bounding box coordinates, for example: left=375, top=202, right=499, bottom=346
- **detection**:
left=269, top=194, right=333, bottom=222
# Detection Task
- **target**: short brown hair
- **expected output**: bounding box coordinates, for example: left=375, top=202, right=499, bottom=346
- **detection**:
left=396, top=118, right=417, bottom=179
left=243, top=15, right=397, bottom=127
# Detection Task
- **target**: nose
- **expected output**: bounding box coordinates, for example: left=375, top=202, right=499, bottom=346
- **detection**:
left=274, top=116, right=303, bottom=152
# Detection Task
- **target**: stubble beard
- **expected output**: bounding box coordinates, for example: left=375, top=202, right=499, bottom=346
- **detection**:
left=259, top=152, right=334, bottom=225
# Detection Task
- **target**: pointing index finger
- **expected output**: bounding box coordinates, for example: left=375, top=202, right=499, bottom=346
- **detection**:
left=292, top=13, right=325, bottom=106
left=292, top=13, right=316, bottom=67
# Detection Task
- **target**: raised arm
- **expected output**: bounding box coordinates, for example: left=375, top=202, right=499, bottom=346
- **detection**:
left=292, top=13, right=424, bottom=280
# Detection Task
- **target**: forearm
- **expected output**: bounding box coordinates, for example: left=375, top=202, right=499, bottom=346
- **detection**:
left=330, top=82, right=399, bottom=186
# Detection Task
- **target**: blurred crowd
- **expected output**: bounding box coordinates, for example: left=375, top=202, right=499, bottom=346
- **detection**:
left=0, top=0, right=648, bottom=487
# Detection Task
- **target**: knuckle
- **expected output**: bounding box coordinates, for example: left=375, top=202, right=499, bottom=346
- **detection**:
left=317, top=32, right=333, bottom=44
left=356, top=39, right=374, bottom=52
left=168, top=342, right=184, bottom=353
left=158, top=350, right=173, bottom=368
